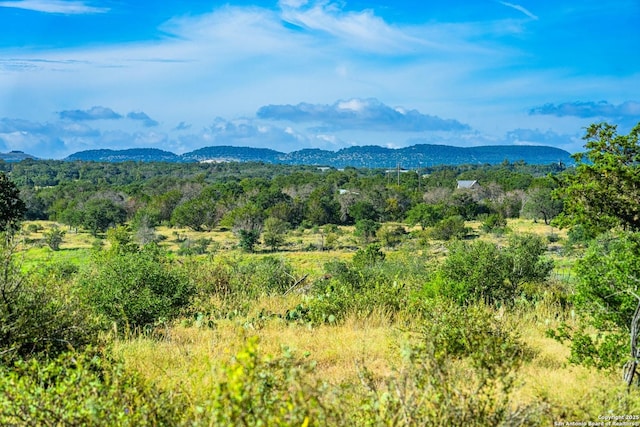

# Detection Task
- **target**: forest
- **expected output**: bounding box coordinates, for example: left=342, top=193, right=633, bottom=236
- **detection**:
left=0, top=122, right=639, bottom=425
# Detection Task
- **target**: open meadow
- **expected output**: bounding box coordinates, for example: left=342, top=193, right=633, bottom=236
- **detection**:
left=5, top=217, right=637, bottom=426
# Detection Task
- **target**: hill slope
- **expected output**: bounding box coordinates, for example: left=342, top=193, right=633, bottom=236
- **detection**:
left=64, top=144, right=573, bottom=167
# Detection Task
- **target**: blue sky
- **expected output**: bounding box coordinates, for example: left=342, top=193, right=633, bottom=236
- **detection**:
left=0, top=0, right=638, bottom=159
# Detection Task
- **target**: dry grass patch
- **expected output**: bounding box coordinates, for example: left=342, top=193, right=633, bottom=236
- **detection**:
left=114, top=309, right=403, bottom=403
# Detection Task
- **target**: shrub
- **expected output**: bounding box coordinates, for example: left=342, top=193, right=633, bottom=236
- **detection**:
left=429, top=215, right=468, bottom=241
left=481, top=213, right=507, bottom=234
left=1, top=234, right=97, bottom=363
left=438, top=234, right=553, bottom=305
left=376, top=224, right=406, bottom=248
left=573, top=232, right=640, bottom=330
left=79, top=245, right=193, bottom=331
left=232, top=256, right=296, bottom=297
left=177, top=237, right=211, bottom=255
left=354, top=300, right=535, bottom=426
left=352, top=243, right=386, bottom=269
left=0, top=350, right=185, bottom=425
left=201, top=337, right=342, bottom=426
left=238, top=229, right=261, bottom=252
left=43, top=225, right=65, bottom=250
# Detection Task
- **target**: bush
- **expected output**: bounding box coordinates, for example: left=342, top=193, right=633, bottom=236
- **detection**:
left=430, top=215, right=468, bottom=241
left=1, top=235, right=97, bottom=363
left=547, top=323, right=628, bottom=370
left=0, top=350, right=185, bottom=425
left=177, top=237, right=211, bottom=255
left=573, top=232, right=640, bottom=330
left=352, top=243, right=385, bottom=269
left=354, top=300, right=535, bottom=426
left=79, top=245, right=194, bottom=331
left=201, top=337, right=342, bottom=426
left=481, top=213, right=507, bottom=234
left=43, top=225, right=65, bottom=250
left=376, top=224, right=406, bottom=248
left=437, top=234, right=553, bottom=305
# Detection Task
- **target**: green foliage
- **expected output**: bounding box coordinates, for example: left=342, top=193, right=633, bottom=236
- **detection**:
left=306, top=184, right=340, bottom=226
left=405, top=203, right=444, bottom=230
left=554, top=122, right=640, bottom=233
left=352, top=243, right=386, bottom=269
left=429, top=215, right=468, bottom=241
left=262, top=216, right=289, bottom=251
left=376, top=224, right=406, bottom=248
left=0, top=172, right=26, bottom=232
left=202, top=337, right=341, bottom=426
left=346, top=200, right=379, bottom=223
left=504, top=233, right=554, bottom=288
left=79, top=245, right=193, bottom=331
left=81, top=198, right=127, bottom=236
left=354, top=219, right=380, bottom=243
left=521, top=187, right=563, bottom=225
left=238, top=229, right=261, bottom=252
left=1, top=234, right=97, bottom=363
left=355, top=300, right=533, bottom=426
left=0, top=350, right=185, bottom=425
left=438, top=234, right=553, bottom=305
left=170, top=196, right=217, bottom=231
left=547, top=324, right=628, bottom=370
left=480, top=213, right=507, bottom=234
left=105, top=225, right=139, bottom=254
left=42, top=225, right=65, bottom=251
left=233, top=256, right=296, bottom=296
left=177, top=237, right=212, bottom=256
left=573, top=232, right=640, bottom=330
left=566, top=224, right=597, bottom=248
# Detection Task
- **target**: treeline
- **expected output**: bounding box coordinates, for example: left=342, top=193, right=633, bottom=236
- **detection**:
left=1, top=158, right=566, bottom=239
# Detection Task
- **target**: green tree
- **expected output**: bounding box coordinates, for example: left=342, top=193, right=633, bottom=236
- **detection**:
left=0, top=172, right=26, bottom=232
left=306, top=185, right=340, bottom=226
left=238, top=229, right=261, bottom=253
left=1, top=233, right=97, bottom=362
left=43, top=225, right=65, bottom=251
left=521, top=187, right=563, bottom=225
left=348, top=201, right=379, bottom=222
left=352, top=243, right=386, bottom=268
left=171, top=196, right=217, bottom=231
left=354, top=219, right=380, bottom=243
left=554, top=122, right=640, bottom=233
left=262, top=217, right=289, bottom=251
left=376, top=224, right=405, bottom=248
left=405, top=203, right=444, bottom=230
left=481, top=213, right=507, bottom=234
left=81, top=198, right=127, bottom=236
left=439, top=234, right=552, bottom=305
left=574, top=232, right=640, bottom=330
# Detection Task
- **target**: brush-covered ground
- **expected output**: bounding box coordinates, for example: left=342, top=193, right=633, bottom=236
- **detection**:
left=3, top=219, right=637, bottom=426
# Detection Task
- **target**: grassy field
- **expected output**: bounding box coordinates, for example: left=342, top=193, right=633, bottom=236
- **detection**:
left=14, top=218, right=635, bottom=424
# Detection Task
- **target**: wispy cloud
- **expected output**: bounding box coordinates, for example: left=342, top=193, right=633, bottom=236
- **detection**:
left=257, top=98, right=470, bottom=132
left=498, top=1, right=539, bottom=20
left=0, top=0, right=109, bottom=15
left=529, top=100, right=640, bottom=118
left=59, top=106, right=122, bottom=121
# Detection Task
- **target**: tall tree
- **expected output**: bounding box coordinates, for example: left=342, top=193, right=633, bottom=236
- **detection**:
left=555, top=122, right=640, bottom=233
left=0, top=172, right=26, bottom=232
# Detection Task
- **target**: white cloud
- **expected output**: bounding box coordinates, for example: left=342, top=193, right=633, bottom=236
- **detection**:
left=498, top=1, right=539, bottom=20
left=0, top=0, right=109, bottom=14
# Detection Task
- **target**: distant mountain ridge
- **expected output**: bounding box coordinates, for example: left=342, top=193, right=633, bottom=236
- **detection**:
left=0, top=150, right=37, bottom=162
left=62, top=144, right=572, bottom=168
